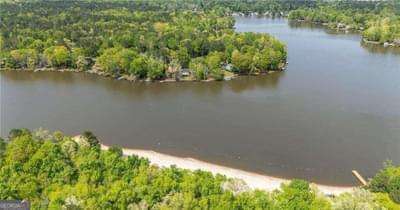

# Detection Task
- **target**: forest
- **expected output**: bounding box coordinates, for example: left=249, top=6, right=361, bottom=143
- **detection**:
left=0, top=128, right=399, bottom=209
left=0, top=1, right=287, bottom=81
left=288, top=1, right=400, bottom=46
left=1, top=0, right=397, bottom=82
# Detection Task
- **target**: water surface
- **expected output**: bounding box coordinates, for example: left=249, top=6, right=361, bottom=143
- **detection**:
left=1, top=18, right=399, bottom=186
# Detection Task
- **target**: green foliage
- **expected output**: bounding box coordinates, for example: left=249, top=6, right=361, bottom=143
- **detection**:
left=189, top=57, right=208, bottom=81
left=374, top=192, right=400, bottom=210
left=130, top=55, right=148, bottom=78
left=389, top=176, right=400, bottom=203
left=61, top=138, right=79, bottom=157
left=206, top=51, right=225, bottom=80
left=0, top=128, right=396, bottom=209
left=7, top=49, right=38, bottom=69
left=363, top=18, right=400, bottom=43
left=288, top=4, right=400, bottom=45
left=368, top=162, right=400, bottom=204
left=96, top=48, right=138, bottom=75
left=44, top=46, right=71, bottom=68
left=231, top=50, right=253, bottom=74
left=146, top=57, right=165, bottom=80
left=0, top=1, right=287, bottom=81
left=8, top=128, right=31, bottom=139
left=23, top=141, right=76, bottom=185
left=273, top=179, right=331, bottom=210
left=82, top=131, right=99, bottom=148
left=75, top=55, right=91, bottom=71
left=4, top=134, right=39, bottom=165
left=0, top=36, right=3, bottom=50
left=0, top=138, right=6, bottom=166
left=331, top=189, right=381, bottom=210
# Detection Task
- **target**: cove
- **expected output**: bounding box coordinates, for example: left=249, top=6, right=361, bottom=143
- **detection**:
left=1, top=18, right=399, bottom=186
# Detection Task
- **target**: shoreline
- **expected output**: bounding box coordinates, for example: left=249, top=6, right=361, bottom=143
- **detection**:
left=0, top=63, right=287, bottom=83
left=100, top=143, right=355, bottom=196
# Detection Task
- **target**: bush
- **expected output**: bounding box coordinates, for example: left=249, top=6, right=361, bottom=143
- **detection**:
left=8, top=49, right=38, bottom=69
left=389, top=177, right=400, bottom=203
left=231, top=49, right=254, bottom=74
left=273, top=179, right=331, bottom=210
left=374, top=192, right=400, bottom=210
left=82, top=131, right=99, bottom=148
left=96, top=48, right=138, bottom=75
left=8, top=128, right=31, bottom=139
left=332, top=189, right=381, bottom=210
left=44, top=46, right=71, bottom=68
left=368, top=163, right=400, bottom=204
left=129, top=56, right=148, bottom=78
left=146, top=57, right=165, bottom=80
left=189, top=57, right=208, bottom=80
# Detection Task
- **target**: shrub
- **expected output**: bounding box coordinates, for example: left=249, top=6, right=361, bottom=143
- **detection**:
left=331, top=189, right=381, bottom=210
left=368, top=163, right=400, bottom=204
left=8, top=49, right=38, bottom=69
left=44, top=46, right=71, bottom=67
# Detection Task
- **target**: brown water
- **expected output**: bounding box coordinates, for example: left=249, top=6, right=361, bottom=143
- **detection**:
left=1, top=18, right=400, bottom=186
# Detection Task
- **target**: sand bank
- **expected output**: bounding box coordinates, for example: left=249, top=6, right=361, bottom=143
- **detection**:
left=100, top=144, right=355, bottom=195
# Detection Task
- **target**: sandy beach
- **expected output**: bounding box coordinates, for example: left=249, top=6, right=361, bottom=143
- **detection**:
left=100, top=143, right=355, bottom=196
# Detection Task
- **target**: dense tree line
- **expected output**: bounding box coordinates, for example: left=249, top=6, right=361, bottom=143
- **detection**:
left=0, top=0, right=312, bottom=15
left=288, top=1, right=400, bottom=46
left=0, top=128, right=399, bottom=209
left=0, top=1, right=287, bottom=81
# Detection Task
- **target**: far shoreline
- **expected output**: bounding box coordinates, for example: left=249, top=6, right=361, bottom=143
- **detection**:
left=98, top=142, right=356, bottom=196
left=288, top=19, right=400, bottom=48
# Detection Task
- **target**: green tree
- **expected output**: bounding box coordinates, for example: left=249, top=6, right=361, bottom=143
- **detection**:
left=389, top=177, right=400, bottom=203
left=206, top=52, right=224, bottom=80
left=96, top=48, right=120, bottom=74
left=0, top=36, right=4, bottom=50
left=274, top=179, right=331, bottom=210
left=8, top=49, right=38, bottom=69
left=146, top=57, right=165, bottom=80
left=8, top=128, right=31, bottom=140
left=253, top=50, right=271, bottom=72
left=24, top=141, right=76, bottom=185
left=129, top=56, right=148, bottom=79
left=96, top=48, right=137, bottom=75
left=82, top=131, right=99, bottom=148
left=4, top=134, right=39, bottom=165
left=44, top=46, right=70, bottom=67
left=231, top=50, right=252, bottom=74
left=189, top=57, right=208, bottom=80
left=332, top=189, right=381, bottom=210
left=368, top=162, right=400, bottom=204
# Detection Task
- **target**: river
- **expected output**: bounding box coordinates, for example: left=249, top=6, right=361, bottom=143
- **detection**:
left=1, top=17, right=399, bottom=186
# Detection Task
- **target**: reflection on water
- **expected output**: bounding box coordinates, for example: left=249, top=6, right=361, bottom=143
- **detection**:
left=226, top=72, right=285, bottom=93
left=1, top=70, right=285, bottom=97
left=1, top=17, right=400, bottom=186
left=360, top=42, right=400, bottom=55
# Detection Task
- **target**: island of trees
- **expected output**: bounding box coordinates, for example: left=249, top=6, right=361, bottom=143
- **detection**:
left=0, top=1, right=287, bottom=82
left=0, top=128, right=399, bottom=209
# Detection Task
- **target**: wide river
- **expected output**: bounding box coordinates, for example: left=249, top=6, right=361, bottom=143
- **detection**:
left=1, top=17, right=399, bottom=186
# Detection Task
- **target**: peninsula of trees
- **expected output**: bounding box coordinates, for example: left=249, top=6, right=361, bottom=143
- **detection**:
left=0, top=1, right=287, bottom=82
left=0, top=128, right=399, bottom=209
left=1, top=0, right=397, bottom=82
